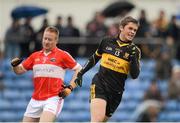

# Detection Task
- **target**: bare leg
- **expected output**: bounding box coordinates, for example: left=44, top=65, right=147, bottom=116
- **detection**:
left=103, top=116, right=109, bottom=122
left=22, top=116, right=39, bottom=122
left=39, top=111, right=56, bottom=122
left=90, top=98, right=107, bottom=122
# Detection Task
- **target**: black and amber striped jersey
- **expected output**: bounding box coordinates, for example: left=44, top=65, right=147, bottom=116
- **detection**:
left=92, top=36, right=141, bottom=92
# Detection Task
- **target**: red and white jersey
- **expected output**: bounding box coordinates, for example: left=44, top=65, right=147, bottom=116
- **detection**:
left=22, top=47, right=79, bottom=100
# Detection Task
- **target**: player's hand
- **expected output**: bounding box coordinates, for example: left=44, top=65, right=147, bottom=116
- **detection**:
left=74, top=72, right=83, bottom=87
left=59, top=85, right=73, bottom=99
left=11, top=57, right=23, bottom=67
left=129, top=45, right=137, bottom=61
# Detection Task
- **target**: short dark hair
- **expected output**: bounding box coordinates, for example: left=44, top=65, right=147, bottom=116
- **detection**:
left=45, top=26, right=59, bottom=40
left=120, top=16, right=139, bottom=27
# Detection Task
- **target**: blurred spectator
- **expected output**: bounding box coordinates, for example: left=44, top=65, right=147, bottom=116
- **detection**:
left=86, top=11, right=108, bottom=37
left=61, top=15, right=80, bottom=57
left=167, top=15, right=179, bottom=41
left=0, top=40, right=3, bottom=58
left=168, top=65, right=180, bottom=99
left=133, top=79, right=164, bottom=122
left=149, top=21, right=160, bottom=37
left=136, top=9, right=150, bottom=37
left=136, top=9, right=151, bottom=59
left=139, top=40, right=161, bottom=59
left=54, top=16, right=65, bottom=37
left=166, top=15, right=180, bottom=59
left=4, top=19, right=23, bottom=58
left=165, top=36, right=176, bottom=58
left=155, top=48, right=172, bottom=80
left=35, top=17, right=49, bottom=51
left=144, top=80, right=164, bottom=101
left=20, top=17, right=35, bottom=57
left=107, top=23, right=119, bottom=36
left=136, top=9, right=162, bottom=59
left=0, top=58, right=5, bottom=97
left=166, top=15, right=180, bottom=60
left=153, top=10, right=168, bottom=37
left=84, top=12, right=108, bottom=57
left=63, top=16, right=80, bottom=37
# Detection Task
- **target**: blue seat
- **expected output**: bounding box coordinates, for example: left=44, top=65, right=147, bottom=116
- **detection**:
left=76, top=57, right=87, bottom=66
left=138, top=70, right=155, bottom=80
left=58, top=110, right=90, bottom=122
left=158, top=111, right=167, bottom=121
left=157, top=81, right=168, bottom=96
left=21, top=71, right=33, bottom=79
left=3, top=89, right=22, bottom=100
left=0, top=111, right=23, bottom=122
left=158, top=110, right=180, bottom=122
left=64, top=70, right=74, bottom=83
left=4, top=71, right=17, bottom=79
left=76, top=89, right=89, bottom=101
left=164, top=100, right=178, bottom=111
left=15, top=79, right=33, bottom=89
left=110, top=111, right=131, bottom=121
left=66, top=99, right=89, bottom=111
left=166, top=111, right=180, bottom=121
left=172, top=59, right=180, bottom=66
left=73, top=111, right=90, bottom=121
left=12, top=100, right=27, bottom=110
left=21, top=90, right=32, bottom=99
left=0, top=99, right=11, bottom=110
left=1, top=58, right=11, bottom=71
left=58, top=110, right=73, bottom=122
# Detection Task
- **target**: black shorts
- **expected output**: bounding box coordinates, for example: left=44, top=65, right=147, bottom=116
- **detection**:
left=90, top=75, right=123, bottom=117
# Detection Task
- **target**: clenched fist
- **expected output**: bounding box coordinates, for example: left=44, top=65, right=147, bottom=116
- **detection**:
left=11, top=57, right=23, bottom=67
left=59, top=85, right=73, bottom=99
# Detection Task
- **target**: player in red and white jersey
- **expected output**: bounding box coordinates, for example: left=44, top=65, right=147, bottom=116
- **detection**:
left=11, top=26, right=81, bottom=122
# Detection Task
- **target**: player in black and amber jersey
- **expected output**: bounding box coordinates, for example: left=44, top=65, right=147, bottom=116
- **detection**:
left=65, top=16, right=141, bottom=122
left=76, top=16, right=141, bottom=122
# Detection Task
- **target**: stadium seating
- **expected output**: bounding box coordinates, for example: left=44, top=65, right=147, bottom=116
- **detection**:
left=0, top=58, right=180, bottom=122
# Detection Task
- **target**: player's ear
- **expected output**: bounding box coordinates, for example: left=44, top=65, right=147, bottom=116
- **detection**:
left=119, top=25, right=123, bottom=32
left=56, top=37, right=59, bottom=44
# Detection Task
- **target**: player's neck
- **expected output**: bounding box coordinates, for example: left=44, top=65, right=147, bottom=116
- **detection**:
left=119, top=34, right=131, bottom=43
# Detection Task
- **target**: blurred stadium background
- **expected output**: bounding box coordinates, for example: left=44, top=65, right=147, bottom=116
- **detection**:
left=1, top=0, right=180, bottom=122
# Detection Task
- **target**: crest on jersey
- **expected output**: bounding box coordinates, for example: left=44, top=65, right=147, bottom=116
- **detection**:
left=106, top=46, right=112, bottom=51
left=123, top=52, right=129, bottom=59
left=50, top=58, right=56, bottom=62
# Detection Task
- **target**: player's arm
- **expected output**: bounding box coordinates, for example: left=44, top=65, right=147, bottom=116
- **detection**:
left=69, top=64, right=82, bottom=89
left=75, top=53, right=101, bottom=87
left=80, top=52, right=101, bottom=75
left=129, top=46, right=141, bottom=79
left=59, top=53, right=101, bottom=98
left=59, top=63, right=82, bottom=99
left=75, top=38, right=105, bottom=87
left=11, top=57, right=26, bottom=74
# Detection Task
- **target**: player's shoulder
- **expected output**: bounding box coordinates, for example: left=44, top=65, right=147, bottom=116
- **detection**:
left=56, top=48, right=71, bottom=56
left=102, top=36, right=115, bottom=41
left=101, top=36, right=117, bottom=44
left=30, top=50, right=41, bottom=57
left=131, top=43, right=141, bottom=53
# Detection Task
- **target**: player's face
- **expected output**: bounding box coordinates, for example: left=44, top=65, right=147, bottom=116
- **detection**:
left=119, top=22, right=138, bottom=41
left=42, top=31, right=58, bottom=52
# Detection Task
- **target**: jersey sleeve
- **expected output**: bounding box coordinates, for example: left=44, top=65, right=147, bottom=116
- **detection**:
left=22, top=53, right=35, bottom=70
left=95, top=38, right=106, bottom=57
left=62, top=51, right=77, bottom=70
left=136, top=46, right=141, bottom=66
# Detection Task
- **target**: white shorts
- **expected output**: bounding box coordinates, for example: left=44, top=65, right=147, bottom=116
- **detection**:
left=24, top=96, right=64, bottom=118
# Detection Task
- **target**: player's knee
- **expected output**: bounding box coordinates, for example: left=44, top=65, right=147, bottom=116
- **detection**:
left=91, top=114, right=105, bottom=122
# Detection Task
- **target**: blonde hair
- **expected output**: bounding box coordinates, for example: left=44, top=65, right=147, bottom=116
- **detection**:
left=45, top=26, right=59, bottom=40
